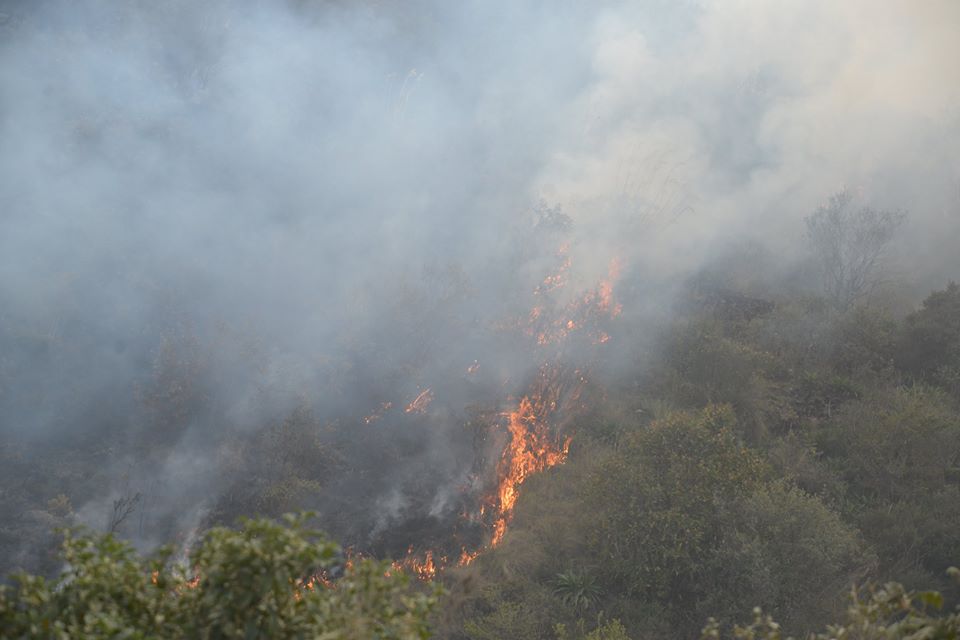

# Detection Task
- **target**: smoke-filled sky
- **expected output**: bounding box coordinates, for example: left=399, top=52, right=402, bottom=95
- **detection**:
left=1, top=0, right=959, bottom=554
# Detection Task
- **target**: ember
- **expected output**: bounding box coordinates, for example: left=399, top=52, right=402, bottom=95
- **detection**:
left=405, top=389, right=434, bottom=414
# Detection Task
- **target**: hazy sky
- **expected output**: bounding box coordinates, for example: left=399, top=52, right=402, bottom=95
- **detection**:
left=1, top=0, right=958, bottom=550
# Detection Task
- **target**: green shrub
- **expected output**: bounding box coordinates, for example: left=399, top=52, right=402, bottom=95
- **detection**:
left=0, top=514, right=438, bottom=639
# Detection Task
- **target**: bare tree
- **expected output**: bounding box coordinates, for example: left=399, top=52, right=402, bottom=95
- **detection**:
left=107, top=491, right=141, bottom=534
left=805, top=189, right=905, bottom=310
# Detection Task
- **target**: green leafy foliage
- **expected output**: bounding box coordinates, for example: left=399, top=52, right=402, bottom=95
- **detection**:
left=897, top=282, right=960, bottom=395
left=792, top=373, right=861, bottom=420
left=816, top=385, right=960, bottom=592
left=703, top=569, right=960, bottom=640
left=552, top=570, right=601, bottom=613
left=462, top=596, right=548, bottom=640
left=580, top=406, right=868, bottom=635
left=0, top=514, right=438, bottom=639
left=554, top=619, right=631, bottom=640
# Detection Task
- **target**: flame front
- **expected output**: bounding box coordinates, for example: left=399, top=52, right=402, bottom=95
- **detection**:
left=363, top=401, right=393, bottom=424
left=392, top=548, right=439, bottom=581
left=488, top=369, right=575, bottom=547
left=330, top=245, right=620, bottom=578
left=405, top=388, right=434, bottom=414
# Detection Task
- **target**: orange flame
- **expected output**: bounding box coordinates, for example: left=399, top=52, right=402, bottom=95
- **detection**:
left=484, top=366, right=579, bottom=547
left=363, top=401, right=393, bottom=424
left=522, top=253, right=624, bottom=347
left=458, top=546, right=481, bottom=566
left=391, top=547, right=442, bottom=581
left=534, top=243, right=572, bottom=297
left=345, top=248, right=623, bottom=578
left=405, top=389, right=434, bottom=414
left=597, top=258, right=623, bottom=317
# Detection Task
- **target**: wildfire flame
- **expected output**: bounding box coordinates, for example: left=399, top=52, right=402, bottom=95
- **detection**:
left=487, top=366, right=577, bottom=547
left=597, top=257, right=623, bottom=317
left=535, top=245, right=571, bottom=295
left=363, top=401, right=393, bottom=424
left=458, top=546, right=481, bottom=566
left=405, top=388, right=434, bottom=414
left=392, top=547, right=440, bottom=581
left=308, top=244, right=621, bottom=581
left=524, top=253, right=624, bottom=347
left=395, top=246, right=619, bottom=574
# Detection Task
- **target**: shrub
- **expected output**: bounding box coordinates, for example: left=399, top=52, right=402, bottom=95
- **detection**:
left=0, top=513, right=438, bottom=639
